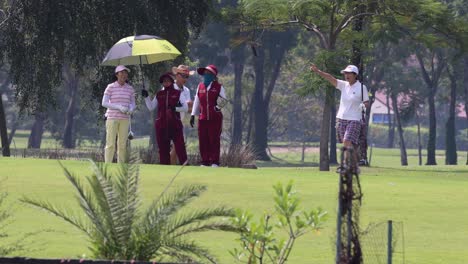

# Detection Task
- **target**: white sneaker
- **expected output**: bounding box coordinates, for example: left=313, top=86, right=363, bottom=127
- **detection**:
left=211, top=164, right=219, bottom=168
left=200, top=164, right=207, bottom=167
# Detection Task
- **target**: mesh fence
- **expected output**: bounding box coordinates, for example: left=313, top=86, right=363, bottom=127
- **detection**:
left=360, top=221, right=405, bottom=264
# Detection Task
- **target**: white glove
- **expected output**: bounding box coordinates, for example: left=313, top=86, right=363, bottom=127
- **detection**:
left=118, top=105, right=129, bottom=114
left=359, top=103, right=366, bottom=112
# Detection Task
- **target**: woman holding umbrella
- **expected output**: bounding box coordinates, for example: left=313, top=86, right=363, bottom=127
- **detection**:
left=101, top=65, right=136, bottom=163
left=190, top=64, right=227, bottom=167
left=142, top=72, right=189, bottom=165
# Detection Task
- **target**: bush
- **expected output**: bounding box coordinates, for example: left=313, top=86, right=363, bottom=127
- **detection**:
left=368, top=125, right=429, bottom=149
left=369, top=125, right=468, bottom=150
left=230, top=181, right=327, bottom=264
left=21, top=152, right=238, bottom=262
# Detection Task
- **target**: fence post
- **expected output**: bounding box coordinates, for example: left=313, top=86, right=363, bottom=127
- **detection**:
left=387, top=220, right=393, bottom=264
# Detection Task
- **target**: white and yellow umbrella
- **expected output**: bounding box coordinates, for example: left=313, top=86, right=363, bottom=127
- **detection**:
left=101, top=35, right=181, bottom=66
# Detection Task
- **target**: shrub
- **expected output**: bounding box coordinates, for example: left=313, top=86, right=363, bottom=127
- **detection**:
left=21, top=153, right=238, bottom=263
left=230, top=181, right=327, bottom=264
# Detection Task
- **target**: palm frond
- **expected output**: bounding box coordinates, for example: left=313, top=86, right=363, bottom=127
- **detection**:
left=143, top=185, right=207, bottom=231
left=58, top=161, right=111, bottom=242
left=166, top=207, right=237, bottom=237
left=86, top=161, right=125, bottom=247
left=20, top=197, right=90, bottom=235
left=114, top=153, right=141, bottom=243
left=161, top=239, right=217, bottom=264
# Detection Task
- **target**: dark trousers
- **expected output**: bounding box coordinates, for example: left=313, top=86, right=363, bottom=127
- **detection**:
left=198, top=118, right=222, bottom=166
left=155, top=120, right=187, bottom=165
left=359, top=115, right=368, bottom=160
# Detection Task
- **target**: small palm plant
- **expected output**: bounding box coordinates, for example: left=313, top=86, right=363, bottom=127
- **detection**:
left=21, top=154, right=237, bottom=263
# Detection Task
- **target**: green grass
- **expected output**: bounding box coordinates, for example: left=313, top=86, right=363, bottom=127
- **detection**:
left=0, top=149, right=467, bottom=263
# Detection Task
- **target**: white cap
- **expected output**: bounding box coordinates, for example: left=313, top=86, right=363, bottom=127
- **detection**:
left=115, top=65, right=130, bottom=73
left=340, top=65, right=359, bottom=75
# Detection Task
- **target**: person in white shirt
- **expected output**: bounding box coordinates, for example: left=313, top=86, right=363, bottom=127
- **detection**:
left=141, top=72, right=189, bottom=165
left=190, top=64, right=227, bottom=167
left=101, top=65, right=135, bottom=163
left=310, top=64, right=369, bottom=170
left=169, top=65, right=194, bottom=164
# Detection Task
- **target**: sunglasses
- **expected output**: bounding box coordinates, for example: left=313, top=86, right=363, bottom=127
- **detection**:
left=178, top=73, right=190, bottom=79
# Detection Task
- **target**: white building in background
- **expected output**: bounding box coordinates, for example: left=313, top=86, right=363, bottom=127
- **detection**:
left=369, top=90, right=467, bottom=125
left=369, top=91, right=394, bottom=124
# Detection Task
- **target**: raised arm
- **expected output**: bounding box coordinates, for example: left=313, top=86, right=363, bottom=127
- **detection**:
left=144, top=96, right=158, bottom=111
left=310, top=64, right=337, bottom=87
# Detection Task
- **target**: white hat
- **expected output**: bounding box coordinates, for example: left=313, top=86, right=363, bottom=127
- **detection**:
left=172, top=65, right=195, bottom=76
left=115, top=65, right=130, bottom=73
left=340, top=65, right=359, bottom=75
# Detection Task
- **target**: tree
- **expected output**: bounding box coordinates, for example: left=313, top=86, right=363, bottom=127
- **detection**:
left=415, top=48, right=447, bottom=165
left=0, top=69, right=10, bottom=156
left=445, top=63, right=459, bottom=164
left=239, top=0, right=379, bottom=169
left=22, top=154, right=238, bottom=262
left=1, top=0, right=211, bottom=148
left=249, top=30, right=298, bottom=161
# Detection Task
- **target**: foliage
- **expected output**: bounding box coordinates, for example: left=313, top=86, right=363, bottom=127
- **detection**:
left=21, top=153, right=238, bottom=263
left=1, top=0, right=212, bottom=114
left=369, top=124, right=431, bottom=149
left=230, top=180, right=327, bottom=264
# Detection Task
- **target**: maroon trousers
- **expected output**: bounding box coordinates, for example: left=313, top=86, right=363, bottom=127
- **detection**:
left=198, top=115, right=223, bottom=166
left=155, top=119, right=187, bottom=165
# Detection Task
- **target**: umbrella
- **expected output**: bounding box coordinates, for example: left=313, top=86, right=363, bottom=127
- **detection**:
left=101, top=35, right=181, bottom=66
left=101, top=35, right=181, bottom=139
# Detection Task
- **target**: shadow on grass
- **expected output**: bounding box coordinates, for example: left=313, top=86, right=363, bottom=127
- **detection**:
left=369, top=166, right=468, bottom=174
left=257, top=160, right=320, bottom=168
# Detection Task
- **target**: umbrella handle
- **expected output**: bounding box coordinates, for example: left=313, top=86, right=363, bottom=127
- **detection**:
left=139, top=57, right=146, bottom=91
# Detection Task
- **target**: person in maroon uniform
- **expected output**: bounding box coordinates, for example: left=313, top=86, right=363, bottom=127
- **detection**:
left=142, top=72, right=188, bottom=165
left=190, top=64, right=227, bottom=168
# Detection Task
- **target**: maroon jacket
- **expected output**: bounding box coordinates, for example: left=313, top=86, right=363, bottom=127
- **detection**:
left=155, top=85, right=181, bottom=128
left=197, top=81, right=222, bottom=121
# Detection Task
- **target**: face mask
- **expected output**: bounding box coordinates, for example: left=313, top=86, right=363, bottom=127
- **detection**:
left=203, top=73, right=215, bottom=86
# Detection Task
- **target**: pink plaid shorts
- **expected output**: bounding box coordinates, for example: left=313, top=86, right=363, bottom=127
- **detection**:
left=336, top=119, right=361, bottom=145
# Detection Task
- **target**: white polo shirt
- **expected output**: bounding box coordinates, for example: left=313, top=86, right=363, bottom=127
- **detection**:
left=336, top=80, right=369, bottom=121
left=174, top=83, right=192, bottom=119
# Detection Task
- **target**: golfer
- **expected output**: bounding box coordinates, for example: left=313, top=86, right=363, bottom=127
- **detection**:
left=190, top=64, right=227, bottom=167
left=101, top=65, right=136, bottom=163
left=310, top=64, right=369, bottom=170
left=169, top=65, right=194, bottom=164
left=142, top=72, right=188, bottom=165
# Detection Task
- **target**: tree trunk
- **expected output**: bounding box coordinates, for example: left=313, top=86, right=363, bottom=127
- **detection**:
left=386, top=92, right=394, bottom=148
left=329, top=104, right=337, bottom=164
left=28, top=114, right=45, bottom=149
left=246, top=95, right=254, bottom=144
left=8, top=115, right=17, bottom=146
left=391, top=92, right=408, bottom=166
left=445, top=67, right=457, bottom=165
left=426, top=90, right=437, bottom=165
left=319, top=87, right=333, bottom=171
left=464, top=56, right=468, bottom=165
left=252, top=47, right=270, bottom=160
left=415, top=51, right=444, bottom=165
left=231, top=45, right=245, bottom=147
left=301, top=140, right=306, bottom=163
left=0, top=91, right=10, bottom=157
left=63, top=68, right=79, bottom=149
left=416, top=112, right=422, bottom=166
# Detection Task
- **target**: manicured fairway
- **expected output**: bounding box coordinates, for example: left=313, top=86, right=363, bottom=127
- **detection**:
left=0, top=152, right=467, bottom=263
